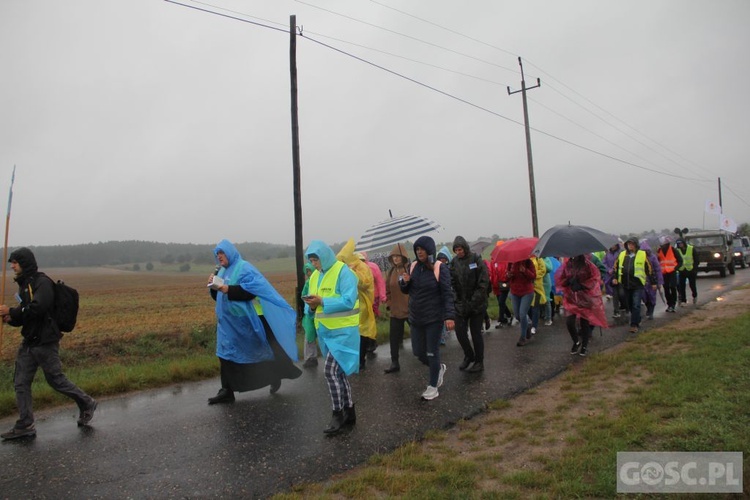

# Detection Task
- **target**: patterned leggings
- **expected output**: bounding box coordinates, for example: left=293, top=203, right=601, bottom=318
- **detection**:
left=324, top=352, right=353, bottom=411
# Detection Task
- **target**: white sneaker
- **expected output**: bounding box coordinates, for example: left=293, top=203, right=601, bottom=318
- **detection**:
left=421, top=385, right=439, bottom=400
left=437, top=363, right=446, bottom=388
left=531, top=327, right=537, bottom=335
left=544, top=320, right=552, bottom=326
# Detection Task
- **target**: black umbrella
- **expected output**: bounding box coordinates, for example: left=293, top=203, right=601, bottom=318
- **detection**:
left=532, top=224, right=619, bottom=258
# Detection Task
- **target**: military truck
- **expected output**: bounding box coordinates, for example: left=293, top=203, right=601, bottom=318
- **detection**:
left=684, top=230, right=735, bottom=277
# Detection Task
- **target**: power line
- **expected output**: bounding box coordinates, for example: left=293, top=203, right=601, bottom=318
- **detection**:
left=165, top=0, right=712, bottom=182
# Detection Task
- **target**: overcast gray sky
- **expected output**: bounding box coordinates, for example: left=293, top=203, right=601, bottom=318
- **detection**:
left=1, top=0, right=748, bottom=248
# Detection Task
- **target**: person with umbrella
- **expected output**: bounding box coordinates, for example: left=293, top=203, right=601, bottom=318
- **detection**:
left=508, top=258, right=537, bottom=346
left=449, top=236, right=490, bottom=372
left=555, top=254, right=608, bottom=356
left=612, top=238, right=657, bottom=334
left=384, top=243, right=410, bottom=374
left=399, top=236, right=455, bottom=400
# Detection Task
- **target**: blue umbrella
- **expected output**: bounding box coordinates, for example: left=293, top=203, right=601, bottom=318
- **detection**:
left=356, top=214, right=441, bottom=252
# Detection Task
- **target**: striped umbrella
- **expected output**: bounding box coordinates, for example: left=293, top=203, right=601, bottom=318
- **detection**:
left=356, top=214, right=441, bottom=252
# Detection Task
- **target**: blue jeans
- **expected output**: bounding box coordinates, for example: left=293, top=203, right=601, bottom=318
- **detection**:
left=510, top=292, right=534, bottom=341
left=411, top=321, right=443, bottom=387
left=624, top=288, right=644, bottom=327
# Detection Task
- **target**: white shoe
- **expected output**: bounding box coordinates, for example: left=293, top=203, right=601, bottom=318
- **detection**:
left=421, top=385, right=439, bottom=400
left=437, top=363, right=446, bottom=388
left=544, top=320, right=552, bottom=326
left=530, top=327, right=537, bottom=335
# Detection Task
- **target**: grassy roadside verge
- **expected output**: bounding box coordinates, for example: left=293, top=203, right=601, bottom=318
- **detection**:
left=276, top=289, right=750, bottom=498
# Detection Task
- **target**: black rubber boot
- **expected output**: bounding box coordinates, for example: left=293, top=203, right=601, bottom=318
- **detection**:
left=343, top=404, right=356, bottom=426
left=208, top=388, right=235, bottom=405
left=323, top=410, right=346, bottom=435
left=384, top=362, right=400, bottom=374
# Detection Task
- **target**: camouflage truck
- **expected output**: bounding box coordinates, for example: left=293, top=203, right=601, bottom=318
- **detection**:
left=684, top=230, right=735, bottom=278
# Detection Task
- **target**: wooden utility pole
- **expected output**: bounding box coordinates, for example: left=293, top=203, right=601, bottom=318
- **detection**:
left=507, top=57, right=541, bottom=237
left=289, top=15, right=305, bottom=318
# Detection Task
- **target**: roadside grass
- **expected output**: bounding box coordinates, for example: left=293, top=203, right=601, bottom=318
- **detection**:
left=274, top=306, right=750, bottom=498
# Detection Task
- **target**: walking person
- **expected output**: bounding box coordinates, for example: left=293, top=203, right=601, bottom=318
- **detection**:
left=656, top=236, right=682, bottom=313
left=449, top=236, right=489, bottom=373
left=207, top=240, right=302, bottom=405
left=527, top=256, right=548, bottom=338
left=0, top=247, right=97, bottom=440
left=384, top=243, right=410, bottom=374
left=603, top=241, right=624, bottom=319
left=556, top=254, right=608, bottom=356
left=490, top=260, right=512, bottom=328
left=508, top=258, right=537, bottom=346
left=303, top=240, right=360, bottom=435
left=399, top=236, right=455, bottom=400
left=638, top=240, right=663, bottom=320
left=613, top=238, right=656, bottom=334
left=675, top=238, right=699, bottom=306
left=437, top=246, right=453, bottom=345
left=336, top=241, right=376, bottom=371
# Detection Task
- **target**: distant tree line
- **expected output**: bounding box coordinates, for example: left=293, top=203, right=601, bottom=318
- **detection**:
left=3, top=241, right=295, bottom=268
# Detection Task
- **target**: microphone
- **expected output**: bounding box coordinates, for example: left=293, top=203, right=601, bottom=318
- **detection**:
left=213, top=265, right=221, bottom=275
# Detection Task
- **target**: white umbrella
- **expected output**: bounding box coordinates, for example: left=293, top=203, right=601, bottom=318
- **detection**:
left=356, top=214, right=441, bottom=252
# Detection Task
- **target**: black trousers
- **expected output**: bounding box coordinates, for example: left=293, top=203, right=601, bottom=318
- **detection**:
left=677, top=269, right=697, bottom=302
left=455, top=313, right=485, bottom=363
left=388, top=316, right=407, bottom=363
left=566, top=315, right=592, bottom=347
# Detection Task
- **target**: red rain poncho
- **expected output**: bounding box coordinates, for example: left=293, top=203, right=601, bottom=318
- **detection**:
left=555, top=255, right=608, bottom=328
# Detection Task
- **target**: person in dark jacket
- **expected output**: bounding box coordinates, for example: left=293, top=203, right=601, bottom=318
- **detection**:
left=449, top=236, right=489, bottom=373
left=399, top=236, right=455, bottom=400
left=0, top=248, right=97, bottom=440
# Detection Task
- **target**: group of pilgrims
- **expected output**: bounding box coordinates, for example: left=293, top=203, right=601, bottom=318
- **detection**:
left=206, top=234, right=699, bottom=436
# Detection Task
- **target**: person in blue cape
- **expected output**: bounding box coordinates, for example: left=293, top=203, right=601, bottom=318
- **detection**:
left=207, top=239, right=301, bottom=405
left=303, top=240, right=360, bottom=436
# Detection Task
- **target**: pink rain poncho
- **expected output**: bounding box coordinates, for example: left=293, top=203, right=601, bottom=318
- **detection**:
left=555, top=255, right=608, bottom=328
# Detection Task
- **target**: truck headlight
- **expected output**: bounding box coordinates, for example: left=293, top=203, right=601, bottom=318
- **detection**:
left=713, top=252, right=721, bottom=259
left=734, top=251, right=742, bottom=257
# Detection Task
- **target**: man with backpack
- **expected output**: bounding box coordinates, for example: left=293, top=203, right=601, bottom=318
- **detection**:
left=0, top=247, right=97, bottom=440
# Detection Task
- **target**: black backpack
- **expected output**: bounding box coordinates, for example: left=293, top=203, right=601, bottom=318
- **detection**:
left=38, top=273, right=80, bottom=332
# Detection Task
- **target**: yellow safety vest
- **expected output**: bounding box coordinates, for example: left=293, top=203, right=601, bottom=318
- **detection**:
left=308, top=260, right=360, bottom=330
left=678, top=245, right=694, bottom=271
left=617, top=251, right=647, bottom=286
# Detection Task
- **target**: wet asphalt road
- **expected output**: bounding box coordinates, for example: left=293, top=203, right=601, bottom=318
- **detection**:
left=1, top=271, right=747, bottom=499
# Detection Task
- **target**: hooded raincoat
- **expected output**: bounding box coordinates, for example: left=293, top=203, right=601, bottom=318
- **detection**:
left=305, top=240, right=360, bottom=376
left=555, top=255, right=608, bottom=328
left=338, top=239, right=377, bottom=341
left=212, top=239, right=299, bottom=364
left=301, top=262, right=317, bottom=343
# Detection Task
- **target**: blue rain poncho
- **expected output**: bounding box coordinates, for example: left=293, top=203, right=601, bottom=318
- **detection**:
left=213, top=239, right=298, bottom=364
left=304, top=240, right=360, bottom=375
